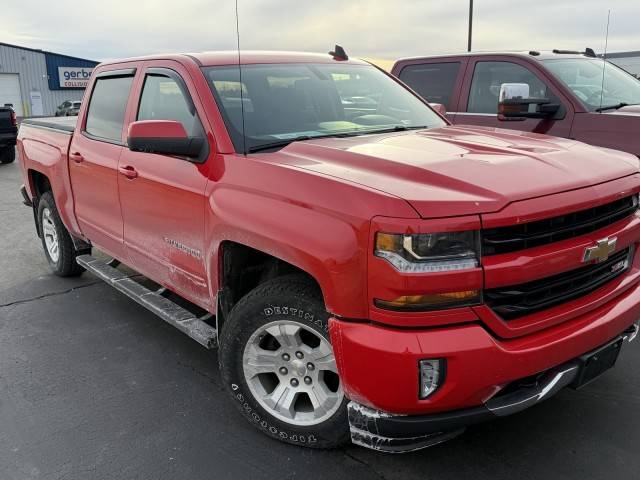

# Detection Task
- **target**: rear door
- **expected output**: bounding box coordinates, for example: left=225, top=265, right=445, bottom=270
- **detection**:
left=118, top=61, right=212, bottom=309
left=68, top=65, right=139, bottom=259
left=456, top=56, right=574, bottom=137
left=394, top=57, right=468, bottom=123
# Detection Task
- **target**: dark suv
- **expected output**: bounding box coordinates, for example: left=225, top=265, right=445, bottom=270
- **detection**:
left=55, top=100, right=82, bottom=117
left=0, top=105, right=17, bottom=164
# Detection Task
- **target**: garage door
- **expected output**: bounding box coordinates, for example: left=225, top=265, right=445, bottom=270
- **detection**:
left=0, top=74, right=23, bottom=117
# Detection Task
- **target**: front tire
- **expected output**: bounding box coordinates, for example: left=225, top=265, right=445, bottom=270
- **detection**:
left=219, top=275, right=349, bottom=449
left=0, top=147, right=15, bottom=164
left=37, top=191, right=86, bottom=276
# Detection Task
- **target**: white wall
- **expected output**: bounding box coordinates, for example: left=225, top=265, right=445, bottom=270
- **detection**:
left=0, top=44, right=87, bottom=117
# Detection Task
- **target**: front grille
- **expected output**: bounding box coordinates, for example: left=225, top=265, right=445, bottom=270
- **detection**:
left=482, top=195, right=638, bottom=256
left=485, top=247, right=631, bottom=320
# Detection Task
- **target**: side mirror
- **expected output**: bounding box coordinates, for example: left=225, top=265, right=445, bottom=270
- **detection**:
left=429, top=103, right=446, bottom=116
left=498, top=83, right=560, bottom=121
left=127, top=120, right=204, bottom=158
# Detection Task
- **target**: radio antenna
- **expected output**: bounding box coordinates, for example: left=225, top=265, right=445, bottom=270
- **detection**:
left=598, top=9, right=611, bottom=113
left=235, top=0, right=247, bottom=154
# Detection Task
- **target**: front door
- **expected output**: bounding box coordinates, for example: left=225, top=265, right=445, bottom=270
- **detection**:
left=118, top=62, right=211, bottom=309
left=456, top=59, right=574, bottom=138
left=69, top=67, right=138, bottom=259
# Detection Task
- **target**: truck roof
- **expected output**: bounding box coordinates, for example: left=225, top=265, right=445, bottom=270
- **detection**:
left=395, top=50, right=595, bottom=63
left=98, top=50, right=369, bottom=69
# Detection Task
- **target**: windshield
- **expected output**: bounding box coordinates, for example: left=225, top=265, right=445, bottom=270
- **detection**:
left=542, top=58, right=640, bottom=111
left=203, top=63, right=446, bottom=153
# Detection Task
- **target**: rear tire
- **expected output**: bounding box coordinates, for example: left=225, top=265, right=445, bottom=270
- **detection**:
left=37, top=191, right=87, bottom=277
left=0, top=147, right=15, bottom=164
left=219, top=275, right=350, bottom=449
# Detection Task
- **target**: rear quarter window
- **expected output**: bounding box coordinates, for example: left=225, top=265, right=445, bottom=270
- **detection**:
left=398, top=62, right=461, bottom=110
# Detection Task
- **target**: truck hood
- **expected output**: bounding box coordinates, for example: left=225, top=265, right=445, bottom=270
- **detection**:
left=275, top=125, right=639, bottom=218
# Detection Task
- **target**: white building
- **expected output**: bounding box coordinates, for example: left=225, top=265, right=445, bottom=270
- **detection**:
left=0, top=42, right=98, bottom=118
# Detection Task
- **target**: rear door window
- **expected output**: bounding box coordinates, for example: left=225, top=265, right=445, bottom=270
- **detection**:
left=85, top=75, right=134, bottom=142
left=467, top=61, right=553, bottom=114
left=398, top=62, right=461, bottom=110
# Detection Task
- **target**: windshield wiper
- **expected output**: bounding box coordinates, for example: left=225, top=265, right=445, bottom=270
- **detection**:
left=357, top=125, right=427, bottom=134
left=595, top=102, right=630, bottom=112
left=247, top=136, right=314, bottom=153
left=247, top=132, right=363, bottom=153
left=358, top=125, right=430, bottom=135
left=247, top=126, right=430, bottom=153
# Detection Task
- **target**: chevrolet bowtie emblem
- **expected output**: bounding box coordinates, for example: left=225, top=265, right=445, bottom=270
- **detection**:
left=583, top=237, right=617, bottom=263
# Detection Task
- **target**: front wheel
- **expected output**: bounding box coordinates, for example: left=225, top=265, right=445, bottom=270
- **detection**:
left=0, top=147, right=15, bottom=164
left=219, top=275, right=349, bottom=449
left=37, top=191, right=86, bottom=276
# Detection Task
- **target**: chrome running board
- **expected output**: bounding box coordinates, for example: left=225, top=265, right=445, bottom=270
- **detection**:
left=77, top=255, right=217, bottom=349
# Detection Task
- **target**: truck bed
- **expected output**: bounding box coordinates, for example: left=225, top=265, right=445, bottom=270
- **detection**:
left=18, top=115, right=77, bottom=231
left=21, top=116, right=77, bottom=133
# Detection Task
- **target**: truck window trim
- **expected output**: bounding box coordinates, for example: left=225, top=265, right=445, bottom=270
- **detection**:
left=95, top=68, right=137, bottom=79
left=81, top=130, right=126, bottom=147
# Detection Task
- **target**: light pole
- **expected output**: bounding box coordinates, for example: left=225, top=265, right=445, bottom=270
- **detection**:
left=467, top=0, right=473, bottom=52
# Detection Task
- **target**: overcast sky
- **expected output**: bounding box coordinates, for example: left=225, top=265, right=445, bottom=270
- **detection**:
left=1, top=0, right=637, bottom=67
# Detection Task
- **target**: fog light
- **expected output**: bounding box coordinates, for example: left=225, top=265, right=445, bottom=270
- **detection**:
left=419, top=359, right=445, bottom=399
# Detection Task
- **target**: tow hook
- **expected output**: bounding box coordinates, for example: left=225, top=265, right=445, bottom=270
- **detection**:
left=623, top=322, right=639, bottom=343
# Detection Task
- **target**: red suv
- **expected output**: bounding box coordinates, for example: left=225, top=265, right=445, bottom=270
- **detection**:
left=392, top=50, right=640, bottom=157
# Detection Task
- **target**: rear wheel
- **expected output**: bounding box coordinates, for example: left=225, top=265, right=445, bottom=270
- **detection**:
left=37, top=191, right=87, bottom=276
left=0, top=147, right=15, bottom=164
left=219, top=275, right=349, bottom=449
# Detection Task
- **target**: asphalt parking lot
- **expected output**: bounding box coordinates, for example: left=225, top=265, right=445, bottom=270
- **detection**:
left=1, top=150, right=639, bottom=480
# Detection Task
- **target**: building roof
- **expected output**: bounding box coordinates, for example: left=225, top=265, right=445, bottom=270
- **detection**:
left=0, top=41, right=97, bottom=63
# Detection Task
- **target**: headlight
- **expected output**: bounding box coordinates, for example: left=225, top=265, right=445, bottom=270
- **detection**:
left=375, top=231, right=480, bottom=273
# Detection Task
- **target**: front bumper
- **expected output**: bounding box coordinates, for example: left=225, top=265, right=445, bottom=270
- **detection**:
left=346, top=323, right=638, bottom=453
left=329, top=276, right=640, bottom=452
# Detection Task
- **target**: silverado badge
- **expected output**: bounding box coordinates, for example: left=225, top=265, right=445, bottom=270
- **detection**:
left=583, top=237, right=617, bottom=263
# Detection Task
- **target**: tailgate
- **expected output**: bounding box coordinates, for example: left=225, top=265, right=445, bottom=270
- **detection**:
left=0, top=109, right=16, bottom=135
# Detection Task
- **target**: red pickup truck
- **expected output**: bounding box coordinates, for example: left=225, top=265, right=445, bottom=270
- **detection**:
left=392, top=50, right=640, bottom=157
left=17, top=50, right=640, bottom=453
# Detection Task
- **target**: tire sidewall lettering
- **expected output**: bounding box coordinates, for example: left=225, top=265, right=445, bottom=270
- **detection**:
left=262, top=306, right=328, bottom=333
left=230, top=382, right=319, bottom=445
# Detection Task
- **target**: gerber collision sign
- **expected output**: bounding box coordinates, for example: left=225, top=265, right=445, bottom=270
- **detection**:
left=58, top=67, right=93, bottom=88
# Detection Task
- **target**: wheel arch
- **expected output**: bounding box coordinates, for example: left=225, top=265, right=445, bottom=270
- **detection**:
left=215, top=240, right=326, bottom=335
left=27, top=169, right=52, bottom=237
